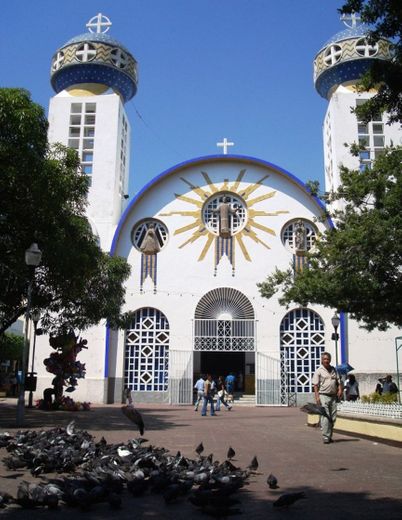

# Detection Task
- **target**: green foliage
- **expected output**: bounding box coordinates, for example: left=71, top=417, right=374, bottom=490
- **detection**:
left=0, top=333, right=24, bottom=360
left=339, top=1, right=402, bottom=124
left=258, top=147, right=402, bottom=331
left=361, top=392, right=398, bottom=403
left=0, top=88, right=130, bottom=335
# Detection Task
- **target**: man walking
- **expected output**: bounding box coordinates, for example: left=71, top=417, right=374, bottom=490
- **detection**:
left=194, top=375, right=205, bottom=412
left=201, top=374, right=216, bottom=416
left=312, top=352, right=343, bottom=444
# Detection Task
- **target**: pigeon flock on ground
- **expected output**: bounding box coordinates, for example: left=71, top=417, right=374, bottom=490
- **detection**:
left=0, top=403, right=313, bottom=515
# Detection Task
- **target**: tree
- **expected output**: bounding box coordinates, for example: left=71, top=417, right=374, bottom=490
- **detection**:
left=258, top=147, right=402, bottom=331
left=0, top=333, right=24, bottom=360
left=339, top=1, right=402, bottom=124
left=0, top=88, right=130, bottom=335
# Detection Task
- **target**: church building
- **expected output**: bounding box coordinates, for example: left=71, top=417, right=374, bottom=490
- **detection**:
left=33, top=13, right=401, bottom=405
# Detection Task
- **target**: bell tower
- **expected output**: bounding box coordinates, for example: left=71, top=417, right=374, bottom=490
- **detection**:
left=313, top=14, right=399, bottom=205
left=48, top=13, right=138, bottom=248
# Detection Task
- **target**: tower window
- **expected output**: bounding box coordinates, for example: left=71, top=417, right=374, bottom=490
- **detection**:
left=71, top=103, right=82, bottom=114
left=358, top=123, right=368, bottom=134
left=70, top=115, right=81, bottom=125
left=85, top=115, right=96, bottom=125
left=68, top=139, right=79, bottom=150
left=355, top=38, right=378, bottom=57
left=83, top=139, right=94, bottom=150
left=69, top=127, right=80, bottom=137
left=75, top=43, right=97, bottom=63
left=372, top=123, right=383, bottom=134
left=84, top=127, right=95, bottom=137
left=82, top=152, right=93, bottom=162
left=373, top=135, right=385, bottom=147
left=85, top=103, right=96, bottom=113
left=323, top=44, right=342, bottom=66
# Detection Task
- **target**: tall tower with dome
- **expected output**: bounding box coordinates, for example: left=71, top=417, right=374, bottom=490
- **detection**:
left=48, top=13, right=138, bottom=248
left=313, top=14, right=401, bottom=203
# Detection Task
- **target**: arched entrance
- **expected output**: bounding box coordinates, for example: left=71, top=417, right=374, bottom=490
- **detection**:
left=193, top=287, right=255, bottom=395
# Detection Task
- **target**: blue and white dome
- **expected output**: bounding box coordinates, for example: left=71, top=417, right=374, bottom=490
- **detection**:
left=314, top=16, right=392, bottom=100
left=50, top=14, right=138, bottom=103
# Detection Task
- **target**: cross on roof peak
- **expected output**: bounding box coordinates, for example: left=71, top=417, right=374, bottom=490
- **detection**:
left=86, top=13, right=112, bottom=34
left=341, top=12, right=362, bottom=28
left=217, top=137, right=234, bottom=155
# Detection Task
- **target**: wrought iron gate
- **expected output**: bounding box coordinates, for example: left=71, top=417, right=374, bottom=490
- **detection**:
left=168, top=349, right=193, bottom=404
left=256, top=351, right=284, bottom=405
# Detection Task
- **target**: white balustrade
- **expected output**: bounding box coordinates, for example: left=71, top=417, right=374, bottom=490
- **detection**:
left=338, top=401, right=402, bottom=419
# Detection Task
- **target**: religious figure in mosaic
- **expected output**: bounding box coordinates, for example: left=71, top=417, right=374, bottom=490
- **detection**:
left=294, top=219, right=306, bottom=252
left=140, top=223, right=160, bottom=255
left=213, top=196, right=239, bottom=238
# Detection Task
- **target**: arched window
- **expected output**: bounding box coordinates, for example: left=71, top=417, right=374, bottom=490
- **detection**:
left=280, top=308, right=325, bottom=394
left=124, top=308, right=169, bottom=391
left=281, top=219, right=317, bottom=253
left=131, top=219, right=169, bottom=252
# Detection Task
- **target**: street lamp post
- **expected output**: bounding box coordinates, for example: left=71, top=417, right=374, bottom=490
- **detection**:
left=16, top=243, right=42, bottom=427
left=28, top=309, right=41, bottom=408
left=331, top=313, right=340, bottom=368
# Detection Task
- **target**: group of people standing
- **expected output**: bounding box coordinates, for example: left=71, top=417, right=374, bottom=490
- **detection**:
left=194, top=373, right=236, bottom=416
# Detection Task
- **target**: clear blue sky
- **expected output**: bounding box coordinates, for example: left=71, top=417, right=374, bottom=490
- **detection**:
left=2, top=1, right=346, bottom=196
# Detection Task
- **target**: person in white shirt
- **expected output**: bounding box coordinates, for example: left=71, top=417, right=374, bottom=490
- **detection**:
left=194, top=375, right=205, bottom=411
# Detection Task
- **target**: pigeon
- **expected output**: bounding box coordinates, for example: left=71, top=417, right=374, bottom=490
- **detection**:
left=121, top=393, right=145, bottom=436
left=195, top=442, right=204, bottom=456
left=273, top=492, right=306, bottom=508
left=247, top=456, right=258, bottom=472
left=227, top=446, right=236, bottom=460
left=300, top=403, right=332, bottom=423
left=66, top=420, right=76, bottom=436
left=267, top=473, right=278, bottom=489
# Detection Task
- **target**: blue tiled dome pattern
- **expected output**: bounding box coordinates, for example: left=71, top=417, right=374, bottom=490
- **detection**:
left=314, top=36, right=391, bottom=99
left=51, top=63, right=137, bottom=102
left=321, top=25, right=370, bottom=50
left=315, top=59, right=373, bottom=99
left=50, top=39, right=138, bottom=102
left=63, top=32, right=131, bottom=55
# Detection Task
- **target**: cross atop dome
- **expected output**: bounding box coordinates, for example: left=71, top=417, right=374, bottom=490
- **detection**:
left=341, top=12, right=362, bottom=28
left=86, top=13, right=112, bottom=34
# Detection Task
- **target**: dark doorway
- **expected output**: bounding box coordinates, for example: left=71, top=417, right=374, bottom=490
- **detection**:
left=201, top=352, right=245, bottom=390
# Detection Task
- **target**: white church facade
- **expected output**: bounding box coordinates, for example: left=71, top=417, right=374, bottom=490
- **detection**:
left=32, top=14, right=400, bottom=405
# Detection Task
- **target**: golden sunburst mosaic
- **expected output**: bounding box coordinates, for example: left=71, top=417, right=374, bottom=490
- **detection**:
left=161, top=169, right=289, bottom=271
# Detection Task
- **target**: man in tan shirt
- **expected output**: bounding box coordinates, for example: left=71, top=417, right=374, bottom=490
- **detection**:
left=312, top=352, right=343, bottom=444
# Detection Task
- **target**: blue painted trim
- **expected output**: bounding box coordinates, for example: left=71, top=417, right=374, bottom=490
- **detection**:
left=340, top=312, right=347, bottom=364
left=110, top=154, right=332, bottom=255
left=104, top=325, right=110, bottom=378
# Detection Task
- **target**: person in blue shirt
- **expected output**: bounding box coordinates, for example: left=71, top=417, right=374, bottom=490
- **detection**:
left=225, top=373, right=235, bottom=395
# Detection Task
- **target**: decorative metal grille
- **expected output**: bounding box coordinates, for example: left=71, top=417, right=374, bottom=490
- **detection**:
left=124, top=308, right=169, bottom=392
left=203, top=193, right=247, bottom=235
left=131, top=219, right=168, bottom=252
left=194, top=319, right=255, bottom=351
left=280, top=308, right=325, bottom=394
left=282, top=220, right=317, bottom=252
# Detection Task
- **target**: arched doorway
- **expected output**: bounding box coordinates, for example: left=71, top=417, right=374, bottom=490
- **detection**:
left=124, top=308, right=169, bottom=394
left=193, top=287, right=255, bottom=394
left=280, top=308, right=325, bottom=404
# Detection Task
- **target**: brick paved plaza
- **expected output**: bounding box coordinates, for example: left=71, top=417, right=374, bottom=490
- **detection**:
left=0, top=400, right=401, bottom=519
